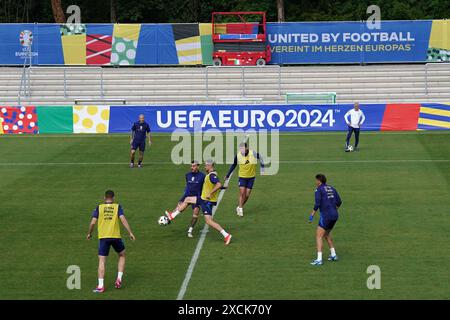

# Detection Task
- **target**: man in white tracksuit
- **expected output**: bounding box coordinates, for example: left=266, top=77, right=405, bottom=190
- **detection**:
left=344, top=102, right=365, bottom=151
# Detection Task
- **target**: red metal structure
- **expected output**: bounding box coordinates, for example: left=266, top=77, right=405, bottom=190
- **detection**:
left=211, top=11, right=271, bottom=66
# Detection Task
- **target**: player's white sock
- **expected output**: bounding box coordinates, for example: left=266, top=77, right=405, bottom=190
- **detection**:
left=188, top=227, right=193, bottom=233
left=171, top=210, right=180, bottom=219
left=98, top=278, right=104, bottom=288
left=117, top=272, right=123, bottom=281
left=317, top=252, right=322, bottom=261
left=220, top=230, right=229, bottom=238
left=330, top=248, right=336, bottom=257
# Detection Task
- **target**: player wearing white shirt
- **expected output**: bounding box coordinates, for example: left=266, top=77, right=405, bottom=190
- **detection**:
left=344, top=102, right=365, bottom=151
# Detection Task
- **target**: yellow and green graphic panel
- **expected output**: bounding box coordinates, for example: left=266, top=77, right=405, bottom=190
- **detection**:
left=427, top=20, right=450, bottom=62
left=200, top=23, right=213, bottom=65
left=111, top=24, right=141, bottom=65
left=60, top=24, right=86, bottom=65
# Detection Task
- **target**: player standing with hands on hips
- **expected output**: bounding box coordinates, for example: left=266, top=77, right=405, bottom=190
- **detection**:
left=308, top=174, right=342, bottom=266
left=130, top=114, right=152, bottom=168
left=344, top=102, right=365, bottom=152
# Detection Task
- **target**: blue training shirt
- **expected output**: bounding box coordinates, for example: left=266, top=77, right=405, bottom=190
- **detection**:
left=92, top=204, right=124, bottom=218
left=313, top=184, right=342, bottom=220
left=180, top=171, right=206, bottom=201
left=131, top=121, right=150, bottom=141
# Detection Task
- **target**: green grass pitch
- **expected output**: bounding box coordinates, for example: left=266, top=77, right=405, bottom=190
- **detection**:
left=0, top=131, right=449, bottom=299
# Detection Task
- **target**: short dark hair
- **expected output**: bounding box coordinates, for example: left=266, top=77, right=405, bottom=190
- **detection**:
left=239, top=142, right=248, bottom=148
left=315, top=174, right=327, bottom=184
left=105, top=190, right=115, bottom=198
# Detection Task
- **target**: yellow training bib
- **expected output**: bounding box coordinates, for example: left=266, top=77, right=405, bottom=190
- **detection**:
left=97, top=203, right=121, bottom=239
left=237, top=149, right=257, bottom=178
left=201, top=171, right=219, bottom=202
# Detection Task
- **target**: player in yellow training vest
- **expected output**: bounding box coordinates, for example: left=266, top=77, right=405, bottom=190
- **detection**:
left=201, top=160, right=233, bottom=244
left=225, top=142, right=265, bottom=217
left=87, top=190, right=136, bottom=293
left=164, top=160, right=231, bottom=245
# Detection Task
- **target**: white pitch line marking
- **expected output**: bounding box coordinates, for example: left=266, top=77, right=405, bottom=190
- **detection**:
left=176, top=173, right=232, bottom=300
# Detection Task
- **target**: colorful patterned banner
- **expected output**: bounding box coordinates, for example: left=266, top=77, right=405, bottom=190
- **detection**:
left=111, top=24, right=141, bottom=65
left=0, top=103, right=449, bottom=134
left=73, top=105, right=110, bottom=133
left=417, top=103, right=450, bottom=130
left=0, top=20, right=448, bottom=65
left=60, top=24, right=86, bottom=65
left=0, top=106, right=38, bottom=134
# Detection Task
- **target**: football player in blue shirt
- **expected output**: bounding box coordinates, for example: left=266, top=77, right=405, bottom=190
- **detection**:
left=165, top=160, right=205, bottom=238
left=130, top=114, right=152, bottom=168
left=308, top=174, right=342, bottom=266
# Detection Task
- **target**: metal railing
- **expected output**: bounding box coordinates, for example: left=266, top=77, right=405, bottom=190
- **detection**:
left=205, top=65, right=281, bottom=98
left=424, top=62, right=450, bottom=96
left=25, top=66, right=104, bottom=99
left=216, top=97, right=263, bottom=104
left=17, top=45, right=32, bottom=105
left=74, top=98, right=126, bottom=105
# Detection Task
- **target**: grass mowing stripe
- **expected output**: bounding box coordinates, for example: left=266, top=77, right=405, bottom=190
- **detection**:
left=0, top=131, right=449, bottom=139
left=0, top=159, right=449, bottom=166
left=176, top=173, right=233, bottom=300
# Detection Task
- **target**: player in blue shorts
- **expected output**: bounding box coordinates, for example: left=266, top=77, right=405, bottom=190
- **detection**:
left=199, top=160, right=232, bottom=245
left=87, top=190, right=136, bottom=292
left=130, top=114, right=152, bottom=168
left=167, top=160, right=231, bottom=245
left=165, top=160, right=205, bottom=238
left=225, top=142, right=264, bottom=217
left=308, top=174, right=342, bottom=266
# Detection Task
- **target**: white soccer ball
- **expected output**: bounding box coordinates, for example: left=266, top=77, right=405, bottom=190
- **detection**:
left=347, top=145, right=354, bottom=152
left=158, top=215, right=169, bottom=226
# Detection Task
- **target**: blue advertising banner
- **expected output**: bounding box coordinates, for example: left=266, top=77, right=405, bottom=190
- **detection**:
left=268, top=20, right=433, bottom=64
left=0, top=20, right=447, bottom=65
left=108, top=104, right=387, bottom=133
left=135, top=24, right=178, bottom=65
left=0, top=23, right=64, bottom=65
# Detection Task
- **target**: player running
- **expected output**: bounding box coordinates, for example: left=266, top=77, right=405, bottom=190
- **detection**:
left=87, top=190, right=136, bottom=292
left=130, top=114, right=152, bottom=168
left=225, top=142, right=264, bottom=217
left=164, top=160, right=205, bottom=238
left=308, top=174, right=342, bottom=266
left=166, top=160, right=232, bottom=245
left=344, top=102, right=365, bottom=152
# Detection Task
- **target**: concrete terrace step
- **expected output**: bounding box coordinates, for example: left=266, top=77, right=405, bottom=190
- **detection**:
left=1, top=64, right=449, bottom=105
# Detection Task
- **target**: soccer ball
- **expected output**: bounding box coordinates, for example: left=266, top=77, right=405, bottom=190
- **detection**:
left=158, top=215, right=169, bottom=226
left=346, top=145, right=354, bottom=152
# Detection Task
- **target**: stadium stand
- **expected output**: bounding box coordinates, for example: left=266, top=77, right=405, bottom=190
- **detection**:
left=1, top=63, right=449, bottom=105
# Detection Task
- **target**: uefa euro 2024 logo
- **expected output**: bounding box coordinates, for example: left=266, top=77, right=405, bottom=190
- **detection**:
left=16, top=30, right=36, bottom=60
left=20, top=30, right=33, bottom=47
